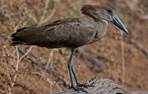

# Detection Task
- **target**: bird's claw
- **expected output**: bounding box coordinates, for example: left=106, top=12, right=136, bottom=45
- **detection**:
left=71, top=85, right=88, bottom=93
left=71, top=81, right=96, bottom=93
left=86, top=77, right=97, bottom=87
left=70, top=77, right=97, bottom=93
left=77, top=83, right=92, bottom=88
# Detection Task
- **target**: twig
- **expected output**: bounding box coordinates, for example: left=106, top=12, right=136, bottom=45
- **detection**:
left=11, top=46, right=20, bottom=87
left=120, top=32, right=126, bottom=84
left=127, top=38, right=148, bottom=58
left=17, top=47, right=44, bottom=66
left=45, top=50, right=54, bottom=70
left=11, top=26, right=21, bottom=88
left=17, top=46, right=33, bottom=63
left=24, top=6, right=38, bottom=25
left=38, top=0, right=56, bottom=26
left=40, top=0, right=51, bottom=21
left=0, top=89, right=5, bottom=94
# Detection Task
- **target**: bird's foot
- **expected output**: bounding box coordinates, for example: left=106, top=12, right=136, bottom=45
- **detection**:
left=76, top=83, right=92, bottom=88
left=85, top=77, right=97, bottom=87
left=71, top=85, right=88, bottom=93
left=70, top=77, right=97, bottom=93
left=76, top=78, right=96, bottom=89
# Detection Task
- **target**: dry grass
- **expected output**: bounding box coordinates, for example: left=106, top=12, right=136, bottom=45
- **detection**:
left=0, top=0, right=148, bottom=94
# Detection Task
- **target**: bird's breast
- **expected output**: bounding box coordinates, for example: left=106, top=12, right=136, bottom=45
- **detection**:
left=93, top=20, right=109, bottom=40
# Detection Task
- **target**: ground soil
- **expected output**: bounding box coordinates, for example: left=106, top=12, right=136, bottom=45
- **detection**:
left=0, top=0, right=148, bottom=94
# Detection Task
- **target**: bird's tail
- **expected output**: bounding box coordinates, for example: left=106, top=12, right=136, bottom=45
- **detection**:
left=10, top=27, right=26, bottom=45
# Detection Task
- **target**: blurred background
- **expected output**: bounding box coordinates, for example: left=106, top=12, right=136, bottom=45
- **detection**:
left=0, top=0, right=148, bottom=94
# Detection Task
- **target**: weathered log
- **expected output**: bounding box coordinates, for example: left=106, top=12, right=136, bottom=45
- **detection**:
left=52, top=79, right=129, bottom=94
left=130, top=91, right=148, bottom=94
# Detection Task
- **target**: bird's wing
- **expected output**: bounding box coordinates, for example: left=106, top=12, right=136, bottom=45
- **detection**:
left=42, top=18, right=98, bottom=47
left=11, top=18, right=97, bottom=48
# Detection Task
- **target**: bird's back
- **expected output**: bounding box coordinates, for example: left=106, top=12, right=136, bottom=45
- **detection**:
left=11, top=17, right=106, bottom=48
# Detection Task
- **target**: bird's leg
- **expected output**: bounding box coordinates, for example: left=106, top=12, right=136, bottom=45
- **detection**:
left=68, top=48, right=96, bottom=91
left=67, top=48, right=78, bottom=88
left=70, top=49, right=79, bottom=84
left=67, top=48, right=89, bottom=93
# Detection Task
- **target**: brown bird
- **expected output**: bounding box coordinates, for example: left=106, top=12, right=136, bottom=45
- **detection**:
left=10, top=5, right=128, bottom=92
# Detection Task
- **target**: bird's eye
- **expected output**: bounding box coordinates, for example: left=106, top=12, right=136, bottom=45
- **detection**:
left=107, top=9, right=112, bottom=14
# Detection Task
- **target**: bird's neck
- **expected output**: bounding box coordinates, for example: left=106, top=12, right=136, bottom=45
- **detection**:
left=95, top=19, right=109, bottom=39
left=100, top=19, right=109, bottom=34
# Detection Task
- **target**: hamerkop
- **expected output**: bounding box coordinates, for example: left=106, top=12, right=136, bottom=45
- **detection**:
left=10, top=5, right=128, bottom=91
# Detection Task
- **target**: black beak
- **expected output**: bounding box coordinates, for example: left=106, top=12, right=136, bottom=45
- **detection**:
left=112, top=15, right=128, bottom=34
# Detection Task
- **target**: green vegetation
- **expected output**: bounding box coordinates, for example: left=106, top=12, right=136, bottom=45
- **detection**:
left=0, top=67, right=5, bottom=76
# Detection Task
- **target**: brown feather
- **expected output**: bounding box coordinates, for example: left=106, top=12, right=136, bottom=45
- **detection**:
left=10, top=5, right=111, bottom=48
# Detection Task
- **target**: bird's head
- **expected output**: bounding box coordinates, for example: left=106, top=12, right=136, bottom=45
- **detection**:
left=81, top=5, right=128, bottom=34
